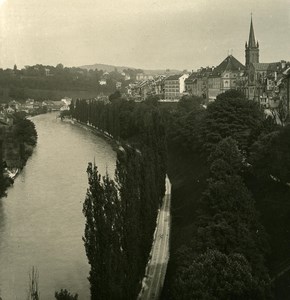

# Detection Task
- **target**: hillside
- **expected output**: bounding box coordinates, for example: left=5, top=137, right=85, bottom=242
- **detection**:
left=79, top=63, right=181, bottom=75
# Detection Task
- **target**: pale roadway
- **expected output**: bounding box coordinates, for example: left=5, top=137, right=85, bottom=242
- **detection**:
left=138, top=176, right=171, bottom=300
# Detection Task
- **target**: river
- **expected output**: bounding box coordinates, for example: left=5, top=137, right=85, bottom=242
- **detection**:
left=0, top=112, right=116, bottom=299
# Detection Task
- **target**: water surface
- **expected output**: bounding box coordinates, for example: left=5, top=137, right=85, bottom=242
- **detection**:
left=0, top=113, right=116, bottom=299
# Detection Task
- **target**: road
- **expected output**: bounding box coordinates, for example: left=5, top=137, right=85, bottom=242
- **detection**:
left=138, top=176, right=171, bottom=300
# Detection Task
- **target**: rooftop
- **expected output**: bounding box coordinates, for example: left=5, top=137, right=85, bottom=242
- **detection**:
left=165, top=74, right=182, bottom=81
left=212, top=55, right=245, bottom=76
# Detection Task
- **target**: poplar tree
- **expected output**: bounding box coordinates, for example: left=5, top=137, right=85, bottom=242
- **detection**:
left=83, top=163, right=123, bottom=299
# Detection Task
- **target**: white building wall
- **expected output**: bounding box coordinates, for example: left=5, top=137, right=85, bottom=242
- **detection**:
left=179, top=74, right=189, bottom=93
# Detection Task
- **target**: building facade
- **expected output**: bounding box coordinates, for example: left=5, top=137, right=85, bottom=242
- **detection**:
left=164, top=74, right=189, bottom=100
left=242, top=17, right=290, bottom=113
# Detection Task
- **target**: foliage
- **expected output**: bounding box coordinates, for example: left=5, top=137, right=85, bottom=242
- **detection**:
left=208, top=137, right=243, bottom=170
left=198, top=97, right=265, bottom=154
left=83, top=164, right=123, bottom=299
left=216, top=89, right=246, bottom=101
left=78, top=99, right=167, bottom=299
left=165, top=94, right=205, bottom=152
left=172, top=138, right=271, bottom=298
left=167, top=91, right=265, bottom=156
left=55, top=289, right=78, bottom=300
left=27, top=267, right=40, bottom=300
left=0, top=63, right=138, bottom=101
left=144, top=95, right=159, bottom=106
left=249, top=125, right=290, bottom=183
left=173, top=250, right=255, bottom=300
left=11, top=115, right=37, bottom=167
left=166, top=90, right=290, bottom=299
left=177, top=95, right=204, bottom=113
left=108, top=90, right=122, bottom=102
left=13, top=118, right=37, bottom=146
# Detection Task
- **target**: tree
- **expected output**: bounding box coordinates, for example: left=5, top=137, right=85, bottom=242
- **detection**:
left=216, top=89, right=246, bottom=101
left=27, top=267, right=40, bottom=300
left=108, top=90, right=122, bottom=102
left=83, top=163, right=123, bottom=299
left=173, top=250, right=255, bottom=300
left=198, top=97, right=265, bottom=154
left=55, top=289, right=78, bottom=300
left=189, top=137, right=270, bottom=292
left=76, top=97, right=167, bottom=299
left=250, top=125, right=290, bottom=183
left=177, top=95, right=203, bottom=113
left=208, top=137, right=243, bottom=171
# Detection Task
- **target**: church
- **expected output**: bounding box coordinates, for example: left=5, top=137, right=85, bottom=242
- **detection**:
left=243, top=16, right=290, bottom=110
left=185, top=16, right=290, bottom=111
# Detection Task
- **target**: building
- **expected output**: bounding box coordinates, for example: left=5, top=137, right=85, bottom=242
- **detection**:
left=243, top=16, right=290, bottom=110
left=136, top=73, right=154, bottom=81
left=184, top=72, right=198, bottom=95
left=208, top=55, right=245, bottom=101
left=185, top=57, right=244, bottom=102
left=164, top=74, right=189, bottom=101
left=245, top=16, right=259, bottom=70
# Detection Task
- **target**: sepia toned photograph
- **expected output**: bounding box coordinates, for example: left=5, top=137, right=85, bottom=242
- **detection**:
left=0, top=0, right=289, bottom=299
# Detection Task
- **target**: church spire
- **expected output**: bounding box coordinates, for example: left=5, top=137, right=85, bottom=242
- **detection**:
left=248, top=16, right=257, bottom=48
left=245, top=14, right=259, bottom=68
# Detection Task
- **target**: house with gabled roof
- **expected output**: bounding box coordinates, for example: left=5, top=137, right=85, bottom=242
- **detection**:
left=208, top=55, right=245, bottom=101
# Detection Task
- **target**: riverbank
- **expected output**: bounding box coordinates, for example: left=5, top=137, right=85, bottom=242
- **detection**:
left=62, top=117, right=120, bottom=152
left=0, top=114, right=37, bottom=198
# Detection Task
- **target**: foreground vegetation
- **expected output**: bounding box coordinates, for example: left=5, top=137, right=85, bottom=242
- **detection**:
left=71, top=90, right=290, bottom=299
left=161, top=90, right=290, bottom=299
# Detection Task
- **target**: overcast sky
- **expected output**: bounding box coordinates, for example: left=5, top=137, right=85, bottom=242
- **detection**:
left=0, top=0, right=289, bottom=71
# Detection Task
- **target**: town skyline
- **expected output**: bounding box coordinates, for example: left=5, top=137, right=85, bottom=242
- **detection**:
left=0, top=0, right=289, bottom=71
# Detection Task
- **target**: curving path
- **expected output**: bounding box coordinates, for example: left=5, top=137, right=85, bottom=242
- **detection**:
left=138, top=176, right=171, bottom=300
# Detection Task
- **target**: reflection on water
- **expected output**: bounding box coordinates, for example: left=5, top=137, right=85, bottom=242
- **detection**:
left=0, top=113, right=116, bottom=300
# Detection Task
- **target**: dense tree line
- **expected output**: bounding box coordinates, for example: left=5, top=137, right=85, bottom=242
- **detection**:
left=161, top=90, right=290, bottom=299
left=0, top=112, right=37, bottom=198
left=172, top=138, right=271, bottom=299
left=0, top=64, right=141, bottom=101
left=13, top=112, right=38, bottom=166
left=167, top=91, right=272, bottom=155
left=72, top=96, right=167, bottom=299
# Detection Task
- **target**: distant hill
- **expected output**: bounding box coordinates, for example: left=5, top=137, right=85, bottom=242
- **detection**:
left=79, top=63, right=182, bottom=75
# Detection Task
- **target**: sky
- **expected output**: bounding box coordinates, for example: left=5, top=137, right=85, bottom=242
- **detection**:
left=0, top=0, right=289, bottom=71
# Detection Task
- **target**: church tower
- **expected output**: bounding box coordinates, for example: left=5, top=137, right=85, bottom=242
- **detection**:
left=245, top=16, right=259, bottom=69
